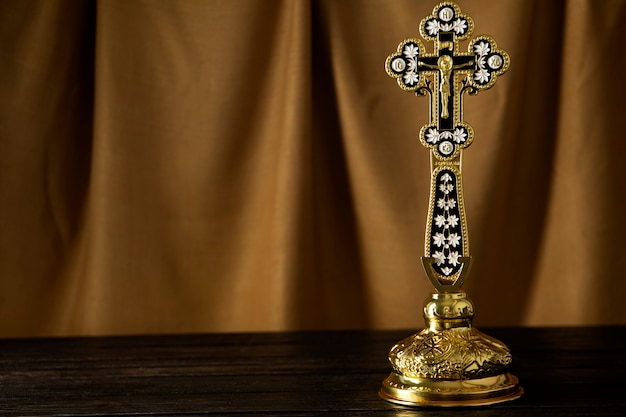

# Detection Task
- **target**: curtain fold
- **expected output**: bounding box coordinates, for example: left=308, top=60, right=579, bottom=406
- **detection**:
left=1, top=0, right=625, bottom=337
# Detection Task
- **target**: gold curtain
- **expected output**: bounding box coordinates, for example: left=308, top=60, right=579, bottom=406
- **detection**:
left=1, top=0, right=625, bottom=337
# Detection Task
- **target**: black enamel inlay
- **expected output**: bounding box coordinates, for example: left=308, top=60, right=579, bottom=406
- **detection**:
left=429, top=169, right=463, bottom=277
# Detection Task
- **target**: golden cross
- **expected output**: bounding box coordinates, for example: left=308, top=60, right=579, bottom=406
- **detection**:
left=385, top=1, right=509, bottom=292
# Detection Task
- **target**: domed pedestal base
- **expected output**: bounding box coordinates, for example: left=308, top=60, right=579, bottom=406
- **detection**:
left=379, top=292, right=523, bottom=407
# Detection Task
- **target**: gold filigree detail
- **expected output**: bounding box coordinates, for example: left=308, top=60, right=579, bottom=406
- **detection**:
left=390, top=327, right=512, bottom=379
left=388, top=293, right=511, bottom=380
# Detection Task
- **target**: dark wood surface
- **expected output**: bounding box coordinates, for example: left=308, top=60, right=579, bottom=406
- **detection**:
left=0, top=326, right=624, bottom=416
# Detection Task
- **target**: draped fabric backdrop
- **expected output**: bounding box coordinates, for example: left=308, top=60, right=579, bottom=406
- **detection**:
left=1, top=0, right=625, bottom=337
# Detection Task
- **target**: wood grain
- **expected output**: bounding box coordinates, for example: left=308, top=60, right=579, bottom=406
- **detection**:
left=0, top=327, right=623, bottom=415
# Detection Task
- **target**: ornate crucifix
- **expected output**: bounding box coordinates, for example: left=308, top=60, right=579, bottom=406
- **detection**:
left=380, top=2, right=521, bottom=407
left=385, top=1, right=508, bottom=292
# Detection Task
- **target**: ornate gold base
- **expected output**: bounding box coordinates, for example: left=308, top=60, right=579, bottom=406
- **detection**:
left=380, top=292, right=523, bottom=407
left=380, top=371, right=523, bottom=407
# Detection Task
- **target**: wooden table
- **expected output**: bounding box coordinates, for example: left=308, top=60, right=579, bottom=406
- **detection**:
left=0, top=326, right=623, bottom=415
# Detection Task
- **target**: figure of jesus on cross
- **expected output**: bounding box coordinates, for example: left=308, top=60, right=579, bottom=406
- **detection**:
left=385, top=1, right=509, bottom=292
left=419, top=54, right=473, bottom=119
